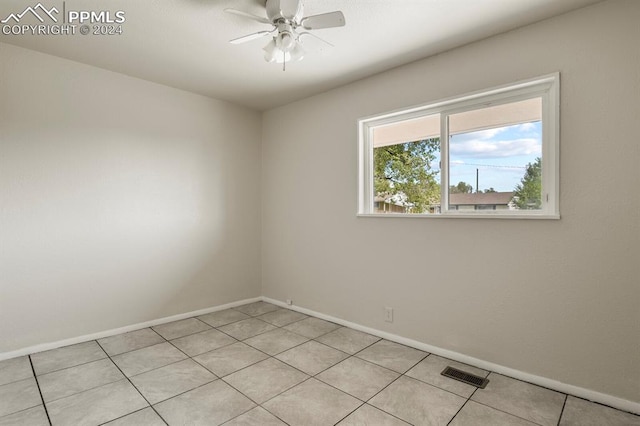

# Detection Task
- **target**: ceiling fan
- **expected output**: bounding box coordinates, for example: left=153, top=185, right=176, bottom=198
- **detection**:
left=225, top=0, right=345, bottom=68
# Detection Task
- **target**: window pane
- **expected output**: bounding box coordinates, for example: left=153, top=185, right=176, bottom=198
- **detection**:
left=448, top=98, right=542, bottom=211
left=359, top=75, right=558, bottom=217
left=372, top=114, right=441, bottom=214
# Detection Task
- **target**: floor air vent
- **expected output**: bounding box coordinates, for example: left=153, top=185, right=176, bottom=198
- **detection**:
left=441, top=366, right=489, bottom=389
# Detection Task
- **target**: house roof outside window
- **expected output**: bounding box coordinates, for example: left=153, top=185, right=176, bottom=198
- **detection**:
left=449, top=192, right=515, bottom=206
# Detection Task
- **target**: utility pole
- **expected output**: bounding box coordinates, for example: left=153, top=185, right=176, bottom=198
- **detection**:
left=476, top=168, right=479, bottom=193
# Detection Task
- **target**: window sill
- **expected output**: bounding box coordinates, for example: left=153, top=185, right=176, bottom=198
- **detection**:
left=357, top=213, right=560, bottom=220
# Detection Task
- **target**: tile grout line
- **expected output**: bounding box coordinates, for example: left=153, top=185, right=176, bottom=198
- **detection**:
left=151, top=320, right=213, bottom=341
left=95, top=340, right=169, bottom=426
left=222, top=335, right=313, bottom=379
left=282, top=340, right=353, bottom=376
left=309, top=338, right=354, bottom=358
left=336, top=402, right=411, bottom=426
left=93, top=304, right=286, bottom=418
left=556, top=394, right=568, bottom=426
left=194, top=316, right=349, bottom=381
left=467, top=372, right=560, bottom=426
left=140, top=378, right=219, bottom=408
left=331, top=400, right=367, bottom=425
left=275, top=302, right=640, bottom=418
left=298, top=350, right=432, bottom=425
left=110, top=344, right=188, bottom=377
left=568, top=395, right=640, bottom=418
left=446, top=383, right=479, bottom=426
left=96, top=407, right=155, bottom=426
left=176, top=308, right=616, bottom=423
left=171, top=338, right=240, bottom=359
left=219, top=318, right=379, bottom=413
left=351, top=373, right=406, bottom=419
left=135, top=311, right=312, bottom=424
left=191, top=350, right=264, bottom=380
left=258, top=408, right=292, bottom=426
left=216, top=405, right=259, bottom=425
left=357, top=353, right=429, bottom=419
left=42, top=376, right=125, bottom=406
left=120, top=309, right=600, bottom=424
left=218, top=314, right=427, bottom=424
left=110, top=328, right=237, bottom=376
left=198, top=316, right=250, bottom=328
left=218, top=404, right=290, bottom=426
left=28, top=355, right=53, bottom=426
left=243, top=337, right=312, bottom=359
left=15, top=303, right=624, bottom=425
left=310, top=342, right=417, bottom=425
left=468, top=399, right=548, bottom=426
left=216, top=319, right=281, bottom=341
left=252, top=376, right=318, bottom=415
left=229, top=321, right=352, bottom=378
left=0, top=373, right=49, bottom=388
left=105, top=321, right=270, bottom=380
left=211, top=314, right=339, bottom=359
left=371, top=355, right=522, bottom=426
left=195, top=336, right=281, bottom=378
left=9, top=305, right=443, bottom=424
left=313, top=353, right=402, bottom=395
left=487, top=371, right=571, bottom=400
left=97, top=329, right=168, bottom=358
left=220, top=361, right=311, bottom=406
left=127, top=357, right=195, bottom=381
left=103, top=317, right=276, bottom=416
left=403, top=376, right=484, bottom=412
left=165, top=337, right=209, bottom=360
left=31, top=354, right=110, bottom=377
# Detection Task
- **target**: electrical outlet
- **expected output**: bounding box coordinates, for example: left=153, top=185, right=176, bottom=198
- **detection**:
left=286, top=299, right=293, bottom=306
left=385, top=307, right=393, bottom=323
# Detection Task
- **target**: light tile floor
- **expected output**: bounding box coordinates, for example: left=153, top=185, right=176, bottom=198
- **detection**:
left=0, top=301, right=638, bottom=426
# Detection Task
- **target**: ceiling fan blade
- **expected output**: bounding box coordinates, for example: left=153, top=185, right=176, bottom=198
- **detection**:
left=279, top=0, right=302, bottom=19
left=299, top=31, right=334, bottom=48
left=298, top=31, right=334, bottom=57
left=224, top=8, right=271, bottom=25
left=230, top=30, right=274, bottom=44
left=300, top=11, right=345, bottom=30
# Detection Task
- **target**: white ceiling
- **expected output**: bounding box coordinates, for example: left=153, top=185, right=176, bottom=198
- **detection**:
left=0, top=0, right=602, bottom=110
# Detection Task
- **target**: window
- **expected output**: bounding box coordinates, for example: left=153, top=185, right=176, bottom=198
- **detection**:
left=358, top=74, right=559, bottom=218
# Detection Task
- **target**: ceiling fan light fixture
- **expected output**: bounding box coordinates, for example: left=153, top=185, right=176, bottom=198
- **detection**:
left=263, top=39, right=276, bottom=62
left=290, top=42, right=305, bottom=62
left=276, top=32, right=296, bottom=52
left=226, top=0, right=345, bottom=66
left=263, top=39, right=292, bottom=63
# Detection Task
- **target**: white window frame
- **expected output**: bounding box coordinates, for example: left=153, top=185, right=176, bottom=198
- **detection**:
left=358, top=73, right=560, bottom=219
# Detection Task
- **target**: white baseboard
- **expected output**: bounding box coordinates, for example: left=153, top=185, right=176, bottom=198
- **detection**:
left=2, top=294, right=637, bottom=416
left=0, top=296, right=261, bottom=362
left=262, top=296, right=640, bottom=416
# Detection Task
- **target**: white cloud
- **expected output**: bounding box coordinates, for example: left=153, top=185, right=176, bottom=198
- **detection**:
left=451, top=127, right=507, bottom=142
left=518, top=122, right=537, bottom=131
left=450, top=138, right=541, bottom=159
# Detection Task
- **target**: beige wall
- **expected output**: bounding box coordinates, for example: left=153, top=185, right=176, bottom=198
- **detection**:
left=262, top=0, right=639, bottom=403
left=0, top=43, right=262, bottom=352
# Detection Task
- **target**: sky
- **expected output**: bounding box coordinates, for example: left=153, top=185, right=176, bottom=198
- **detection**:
left=435, top=121, right=541, bottom=192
